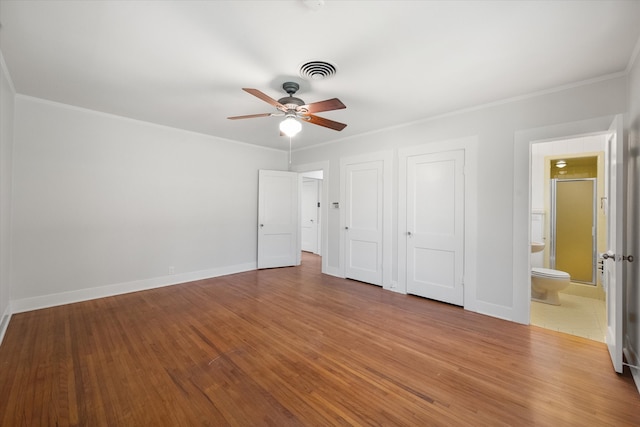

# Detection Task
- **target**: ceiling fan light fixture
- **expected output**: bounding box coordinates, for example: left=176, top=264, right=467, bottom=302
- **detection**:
left=280, top=116, right=302, bottom=137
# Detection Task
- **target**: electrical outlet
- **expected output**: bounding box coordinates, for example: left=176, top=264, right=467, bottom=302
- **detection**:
left=168, top=266, right=175, bottom=275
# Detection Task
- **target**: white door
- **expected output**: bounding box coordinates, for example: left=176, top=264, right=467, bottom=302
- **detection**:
left=301, top=178, right=319, bottom=253
left=406, top=150, right=465, bottom=306
left=344, top=160, right=383, bottom=285
left=602, top=115, right=625, bottom=373
left=257, top=170, right=300, bottom=269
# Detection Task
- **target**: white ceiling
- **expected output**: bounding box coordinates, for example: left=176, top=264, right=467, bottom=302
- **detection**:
left=1, top=1, right=639, bottom=151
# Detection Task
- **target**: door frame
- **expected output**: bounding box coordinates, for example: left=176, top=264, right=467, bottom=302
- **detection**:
left=290, top=161, right=330, bottom=275
left=513, top=115, right=620, bottom=325
left=339, top=151, right=393, bottom=289
left=398, top=136, right=478, bottom=311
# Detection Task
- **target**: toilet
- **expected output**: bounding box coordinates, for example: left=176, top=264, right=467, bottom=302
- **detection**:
left=531, top=267, right=571, bottom=305
left=530, top=241, right=570, bottom=305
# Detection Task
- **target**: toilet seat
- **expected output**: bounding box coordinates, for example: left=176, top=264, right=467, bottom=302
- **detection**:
left=531, top=267, right=570, bottom=280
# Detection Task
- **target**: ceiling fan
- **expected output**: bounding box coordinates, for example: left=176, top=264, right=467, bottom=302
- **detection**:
left=227, top=82, right=347, bottom=136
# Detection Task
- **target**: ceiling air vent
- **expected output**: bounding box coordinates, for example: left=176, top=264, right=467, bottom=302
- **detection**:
left=299, top=61, right=337, bottom=80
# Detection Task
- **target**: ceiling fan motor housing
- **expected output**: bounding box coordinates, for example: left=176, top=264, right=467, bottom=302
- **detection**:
left=278, top=96, right=305, bottom=109
left=279, top=82, right=304, bottom=110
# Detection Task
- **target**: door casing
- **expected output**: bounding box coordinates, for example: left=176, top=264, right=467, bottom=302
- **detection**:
left=398, top=136, right=478, bottom=312
left=515, top=114, right=625, bottom=374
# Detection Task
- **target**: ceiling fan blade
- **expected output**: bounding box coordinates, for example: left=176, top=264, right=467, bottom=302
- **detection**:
left=302, top=98, right=346, bottom=114
left=227, top=113, right=274, bottom=120
left=306, top=114, right=347, bottom=131
left=242, top=88, right=287, bottom=111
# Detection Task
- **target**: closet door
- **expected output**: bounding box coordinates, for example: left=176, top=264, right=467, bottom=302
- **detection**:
left=344, top=160, right=383, bottom=285
left=406, top=150, right=465, bottom=306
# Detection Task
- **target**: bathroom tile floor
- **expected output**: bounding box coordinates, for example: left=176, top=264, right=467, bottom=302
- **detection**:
left=530, top=293, right=606, bottom=342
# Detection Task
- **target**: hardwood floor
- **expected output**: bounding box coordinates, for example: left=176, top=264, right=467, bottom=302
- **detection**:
left=1, top=253, right=639, bottom=426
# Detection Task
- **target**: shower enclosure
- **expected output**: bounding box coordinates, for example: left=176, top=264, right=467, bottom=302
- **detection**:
left=550, top=178, right=597, bottom=284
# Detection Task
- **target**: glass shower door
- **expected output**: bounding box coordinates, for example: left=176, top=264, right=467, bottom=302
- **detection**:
left=550, top=178, right=597, bottom=284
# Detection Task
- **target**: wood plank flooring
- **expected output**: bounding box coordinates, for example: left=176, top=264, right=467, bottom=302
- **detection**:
left=1, top=253, right=639, bottom=426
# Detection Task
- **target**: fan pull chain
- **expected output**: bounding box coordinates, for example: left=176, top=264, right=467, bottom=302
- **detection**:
left=289, top=136, right=292, bottom=164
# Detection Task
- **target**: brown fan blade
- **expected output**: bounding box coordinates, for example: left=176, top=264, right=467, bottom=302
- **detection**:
left=242, top=88, right=287, bottom=111
left=301, top=98, right=346, bottom=114
left=227, top=113, right=273, bottom=120
left=306, top=114, right=347, bottom=131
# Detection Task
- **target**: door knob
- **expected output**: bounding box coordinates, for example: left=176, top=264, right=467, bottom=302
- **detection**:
left=601, top=252, right=615, bottom=260
left=259, top=224, right=264, bottom=228
left=345, top=226, right=349, bottom=230
left=623, top=255, right=634, bottom=262
left=407, top=231, right=412, bottom=236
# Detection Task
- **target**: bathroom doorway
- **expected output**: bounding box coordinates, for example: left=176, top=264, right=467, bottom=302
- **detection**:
left=530, top=135, right=607, bottom=342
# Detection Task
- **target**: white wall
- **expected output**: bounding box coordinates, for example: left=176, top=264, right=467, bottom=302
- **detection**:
left=11, top=96, right=287, bottom=310
left=0, top=52, right=15, bottom=337
left=627, top=47, right=640, bottom=384
left=292, top=76, right=627, bottom=322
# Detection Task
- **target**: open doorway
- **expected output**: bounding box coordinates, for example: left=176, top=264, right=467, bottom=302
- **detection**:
left=300, top=170, right=322, bottom=257
left=529, top=134, right=607, bottom=342
left=291, top=161, right=329, bottom=274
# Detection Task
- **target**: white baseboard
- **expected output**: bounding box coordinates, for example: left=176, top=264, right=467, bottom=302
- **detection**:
left=0, top=303, right=12, bottom=347
left=623, top=338, right=640, bottom=395
left=324, top=266, right=343, bottom=278
left=11, top=262, right=257, bottom=314
left=473, top=300, right=514, bottom=322
left=384, top=280, right=395, bottom=291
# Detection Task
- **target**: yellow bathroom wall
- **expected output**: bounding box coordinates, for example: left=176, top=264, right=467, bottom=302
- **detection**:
left=550, top=157, right=597, bottom=179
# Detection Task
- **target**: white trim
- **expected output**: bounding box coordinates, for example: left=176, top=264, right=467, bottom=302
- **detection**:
left=513, top=115, right=617, bottom=325
left=625, top=32, right=640, bottom=75
left=293, top=73, right=627, bottom=153
left=474, top=301, right=513, bottom=322
left=0, top=48, right=15, bottom=349
left=398, top=136, right=478, bottom=313
left=339, top=151, right=393, bottom=288
left=624, top=343, right=640, bottom=394
left=0, top=303, right=12, bottom=347
left=11, top=262, right=256, bottom=314
left=0, top=49, right=16, bottom=93
left=324, top=266, right=342, bottom=278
